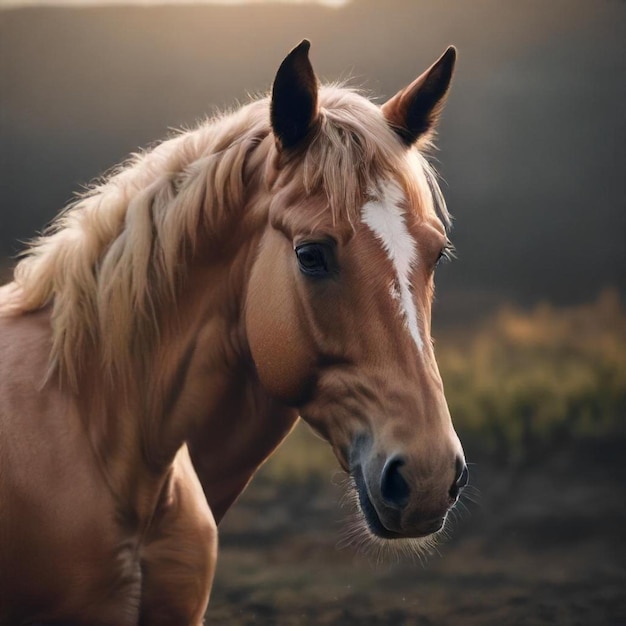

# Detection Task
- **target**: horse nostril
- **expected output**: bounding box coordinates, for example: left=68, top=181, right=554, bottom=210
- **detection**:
left=449, top=458, right=469, bottom=500
left=380, top=457, right=410, bottom=509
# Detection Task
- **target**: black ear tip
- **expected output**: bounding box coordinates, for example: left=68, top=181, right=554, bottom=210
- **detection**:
left=440, top=46, right=457, bottom=70
left=290, top=39, right=311, bottom=59
left=275, top=39, right=313, bottom=80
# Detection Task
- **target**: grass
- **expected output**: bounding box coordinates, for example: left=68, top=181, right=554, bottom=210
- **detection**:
left=440, top=289, right=626, bottom=462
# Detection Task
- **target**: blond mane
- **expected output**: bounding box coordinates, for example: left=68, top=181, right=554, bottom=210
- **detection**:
left=0, top=86, right=448, bottom=389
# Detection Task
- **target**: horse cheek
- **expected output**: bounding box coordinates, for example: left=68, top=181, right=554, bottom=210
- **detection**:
left=245, top=260, right=314, bottom=406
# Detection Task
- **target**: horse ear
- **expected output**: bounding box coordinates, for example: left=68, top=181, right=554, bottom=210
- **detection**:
left=271, top=39, right=319, bottom=151
left=382, top=46, right=457, bottom=146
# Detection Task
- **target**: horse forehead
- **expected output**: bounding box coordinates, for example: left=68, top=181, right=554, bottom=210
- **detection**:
left=360, top=180, right=424, bottom=353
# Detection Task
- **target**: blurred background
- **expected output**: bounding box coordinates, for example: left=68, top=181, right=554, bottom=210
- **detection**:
left=1, top=0, right=624, bottom=623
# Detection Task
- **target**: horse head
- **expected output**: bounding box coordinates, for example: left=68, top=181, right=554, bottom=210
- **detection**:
left=246, top=41, right=466, bottom=547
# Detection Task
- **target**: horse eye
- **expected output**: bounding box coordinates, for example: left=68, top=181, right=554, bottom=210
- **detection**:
left=295, top=243, right=330, bottom=277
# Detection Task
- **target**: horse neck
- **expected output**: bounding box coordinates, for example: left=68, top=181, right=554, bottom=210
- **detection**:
left=143, top=195, right=299, bottom=520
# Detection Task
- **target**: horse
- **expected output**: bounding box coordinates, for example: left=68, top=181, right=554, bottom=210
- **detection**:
left=0, top=40, right=467, bottom=625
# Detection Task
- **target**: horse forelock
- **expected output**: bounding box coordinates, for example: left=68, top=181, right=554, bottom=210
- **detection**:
left=0, top=85, right=448, bottom=390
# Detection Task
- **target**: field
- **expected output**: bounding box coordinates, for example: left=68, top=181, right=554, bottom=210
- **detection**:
left=209, top=293, right=626, bottom=625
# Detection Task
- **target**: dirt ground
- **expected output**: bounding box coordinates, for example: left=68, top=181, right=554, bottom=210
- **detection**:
left=207, top=438, right=626, bottom=625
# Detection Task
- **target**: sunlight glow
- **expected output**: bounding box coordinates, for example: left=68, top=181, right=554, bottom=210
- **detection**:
left=0, top=0, right=350, bottom=8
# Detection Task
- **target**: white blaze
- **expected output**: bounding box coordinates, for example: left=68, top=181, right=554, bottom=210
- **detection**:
left=361, top=181, right=423, bottom=352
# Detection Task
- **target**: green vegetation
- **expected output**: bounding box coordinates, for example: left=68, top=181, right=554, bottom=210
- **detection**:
left=441, top=290, right=626, bottom=462
left=263, top=290, right=626, bottom=479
